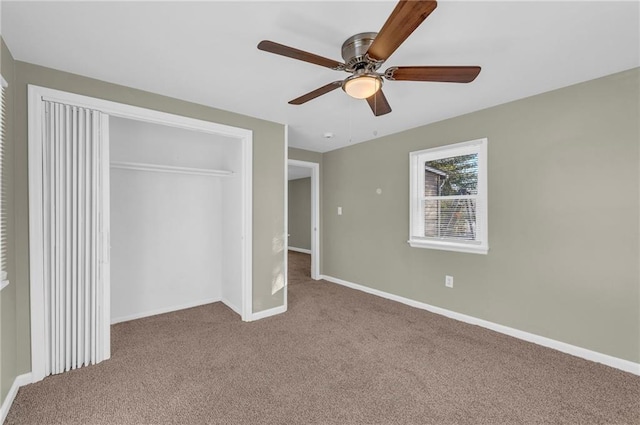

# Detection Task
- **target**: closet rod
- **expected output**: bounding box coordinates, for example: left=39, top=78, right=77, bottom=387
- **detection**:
left=110, top=161, right=233, bottom=177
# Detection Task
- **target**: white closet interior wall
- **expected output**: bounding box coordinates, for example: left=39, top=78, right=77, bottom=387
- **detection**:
left=109, top=117, right=243, bottom=323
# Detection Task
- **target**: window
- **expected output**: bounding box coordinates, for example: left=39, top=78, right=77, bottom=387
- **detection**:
left=0, top=75, right=7, bottom=289
left=409, top=138, right=488, bottom=254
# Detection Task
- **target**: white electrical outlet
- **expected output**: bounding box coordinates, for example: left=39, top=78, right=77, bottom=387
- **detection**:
left=445, top=275, right=454, bottom=288
left=337, top=206, right=342, bottom=215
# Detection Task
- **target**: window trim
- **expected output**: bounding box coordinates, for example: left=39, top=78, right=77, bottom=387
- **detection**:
left=408, top=138, right=489, bottom=255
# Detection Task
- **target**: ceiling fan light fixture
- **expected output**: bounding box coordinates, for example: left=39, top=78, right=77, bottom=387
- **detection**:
left=343, top=74, right=382, bottom=99
left=259, top=1, right=479, bottom=117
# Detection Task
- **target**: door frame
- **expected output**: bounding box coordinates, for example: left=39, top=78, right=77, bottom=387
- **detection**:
left=28, top=85, right=253, bottom=382
left=287, top=159, right=320, bottom=280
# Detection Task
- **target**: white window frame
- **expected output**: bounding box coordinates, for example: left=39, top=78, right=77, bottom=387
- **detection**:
left=408, top=138, right=489, bottom=255
left=1, top=75, right=8, bottom=290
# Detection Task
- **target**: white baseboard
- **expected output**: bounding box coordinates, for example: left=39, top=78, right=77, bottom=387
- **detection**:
left=321, top=275, right=640, bottom=376
left=288, top=247, right=311, bottom=254
left=250, top=304, right=287, bottom=321
left=1, top=373, right=33, bottom=424
left=111, top=297, right=221, bottom=324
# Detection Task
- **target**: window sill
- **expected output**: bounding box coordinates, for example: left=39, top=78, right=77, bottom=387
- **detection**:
left=408, top=239, right=489, bottom=255
left=0, top=280, right=9, bottom=291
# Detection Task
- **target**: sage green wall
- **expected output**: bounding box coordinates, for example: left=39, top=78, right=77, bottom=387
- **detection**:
left=322, top=68, right=640, bottom=363
left=288, top=178, right=311, bottom=250
left=11, top=62, right=286, bottom=376
left=0, top=37, right=17, bottom=404
left=289, top=147, right=322, bottom=165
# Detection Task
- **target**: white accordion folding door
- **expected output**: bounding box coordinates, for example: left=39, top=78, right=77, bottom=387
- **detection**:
left=40, top=100, right=110, bottom=376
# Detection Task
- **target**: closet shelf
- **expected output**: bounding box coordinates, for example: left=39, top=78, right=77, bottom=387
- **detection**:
left=110, top=161, right=233, bottom=177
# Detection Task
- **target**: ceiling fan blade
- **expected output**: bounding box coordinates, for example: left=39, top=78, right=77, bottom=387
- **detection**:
left=386, top=66, right=481, bottom=83
left=289, top=81, right=343, bottom=105
left=367, top=0, right=438, bottom=62
left=258, top=40, right=345, bottom=70
left=366, top=89, right=392, bottom=116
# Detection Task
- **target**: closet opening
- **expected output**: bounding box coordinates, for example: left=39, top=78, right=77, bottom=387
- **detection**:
left=28, top=85, right=253, bottom=382
left=109, top=117, right=245, bottom=324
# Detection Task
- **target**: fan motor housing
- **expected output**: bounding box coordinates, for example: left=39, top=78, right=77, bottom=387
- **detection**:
left=341, top=32, right=381, bottom=72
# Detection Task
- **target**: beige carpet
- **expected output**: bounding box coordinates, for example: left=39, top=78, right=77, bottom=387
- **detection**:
left=7, top=251, right=640, bottom=424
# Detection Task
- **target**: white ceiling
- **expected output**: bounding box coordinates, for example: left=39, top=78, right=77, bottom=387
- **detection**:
left=3, top=1, right=639, bottom=153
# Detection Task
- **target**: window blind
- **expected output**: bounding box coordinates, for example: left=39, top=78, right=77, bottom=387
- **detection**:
left=422, top=153, right=479, bottom=241
left=0, top=75, right=7, bottom=284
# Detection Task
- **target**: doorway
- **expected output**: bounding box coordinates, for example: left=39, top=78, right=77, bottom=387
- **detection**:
left=287, top=160, right=319, bottom=280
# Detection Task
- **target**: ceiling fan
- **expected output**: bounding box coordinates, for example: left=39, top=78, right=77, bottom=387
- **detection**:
left=257, top=0, right=480, bottom=117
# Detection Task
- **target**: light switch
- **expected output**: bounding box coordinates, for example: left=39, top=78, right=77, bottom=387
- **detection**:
left=337, top=207, right=342, bottom=215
